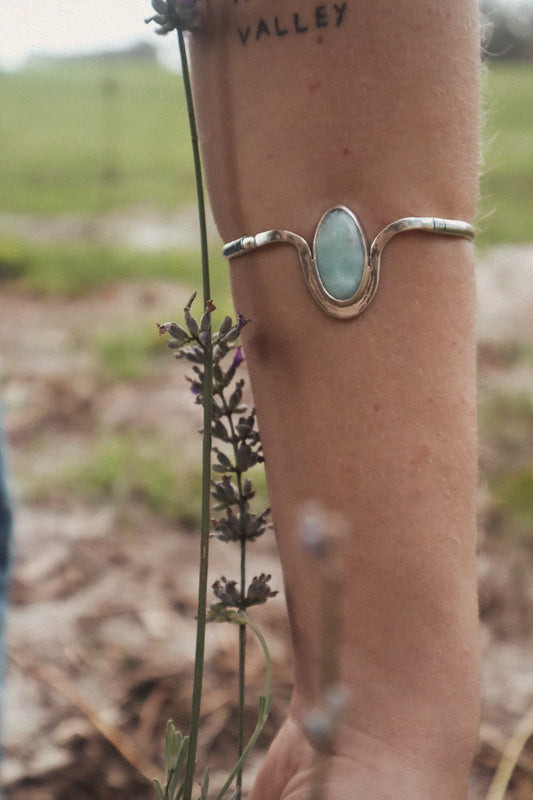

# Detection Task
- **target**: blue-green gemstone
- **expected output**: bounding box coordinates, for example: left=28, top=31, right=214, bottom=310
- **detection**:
left=314, top=208, right=366, bottom=301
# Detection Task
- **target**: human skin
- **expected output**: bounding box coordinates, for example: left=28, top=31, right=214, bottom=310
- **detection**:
left=190, top=2, right=481, bottom=798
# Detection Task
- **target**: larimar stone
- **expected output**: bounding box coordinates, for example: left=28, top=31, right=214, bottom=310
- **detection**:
left=314, top=207, right=366, bottom=301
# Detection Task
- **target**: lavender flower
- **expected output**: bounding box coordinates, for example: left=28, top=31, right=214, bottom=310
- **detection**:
left=246, top=574, right=278, bottom=606
left=145, top=0, right=199, bottom=35
left=213, top=576, right=242, bottom=607
left=223, top=346, right=244, bottom=385
left=210, top=574, right=278, bottom=611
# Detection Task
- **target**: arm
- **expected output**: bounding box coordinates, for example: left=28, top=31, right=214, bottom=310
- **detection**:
left=191, top=3, right=481, bottom=799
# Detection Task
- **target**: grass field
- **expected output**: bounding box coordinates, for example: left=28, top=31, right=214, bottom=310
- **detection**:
left=0, top=56, right=531, bottom=299
left=2, top=239, right=231, bottom=299
left=0, top=57, right=194, bottom=214
left=479, top=61, right=533, bottom=245
left=1, top=56, right=532, bottom=231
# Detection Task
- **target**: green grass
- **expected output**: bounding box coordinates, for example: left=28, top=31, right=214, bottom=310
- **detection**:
left=494, top=467, right=533, bottom=530
left=479, top=61, right=533, bottom=245
left=479, top=388, right=533, bottom=476
left=1, top=57, right=532, bottom=246
left=479, top=388, right=533, bottom=540
left=0, top=237, right=233, bottom=311
left=31, top=431, right=205, bottom=527
left=94, top=326, right=167, bottom=383
left=479, top=389, right=533, bottom=440
left=0, top=56, right=529, bottom=310
left=29, top=430, right=270, bottom=530
left=0, top=59, right=194, bottom=214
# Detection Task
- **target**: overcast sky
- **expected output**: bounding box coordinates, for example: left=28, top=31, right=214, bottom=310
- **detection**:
left=1, top=0, right=532, bottom=71
left=0, top=0, right=180, bottom=71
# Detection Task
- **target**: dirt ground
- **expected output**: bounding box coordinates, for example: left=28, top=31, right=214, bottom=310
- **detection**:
left=2, top=244, right=533, bottom=799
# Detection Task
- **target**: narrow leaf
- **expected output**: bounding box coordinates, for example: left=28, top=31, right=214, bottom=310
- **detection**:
left=167, top=736, right=190, bottom=798
left=164, top=720, right=179, bottom=774
left=200, top=767, right=210, bottom=799
left=153, top=779, right=165, bottom=800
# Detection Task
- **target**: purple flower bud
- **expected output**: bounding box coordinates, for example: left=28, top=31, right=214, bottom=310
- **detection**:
left=184, top=307, right=199, bottom=338
left=237, top=312, right=251, bottom=331
left=232, top=346, right=244, bottom=370
left=146, top=0, right=200, bottom=34
left=218, top=316, right=233, bottom=336
left=186, top=376, right=203, bottom=396
left=200, top=309, right=212, bottom=333
left=246, top=573, right=278, bottom=606
left=212, top=576, right=242, bottom=607
left=198, top=330, right=211, bottom=348
left=157, top=321, right=189, bottom=346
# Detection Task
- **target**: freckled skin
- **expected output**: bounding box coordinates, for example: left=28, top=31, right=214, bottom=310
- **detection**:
left=190, top=2, right=480, bottom=798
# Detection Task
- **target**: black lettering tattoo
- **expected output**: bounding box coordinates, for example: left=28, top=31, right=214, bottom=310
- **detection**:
left=238, top=25, right=251, bottom=44
left=293, top=13, right=308, bottom=33
left=315, top=5, right=328, bottom=28
left=236, top=3, right=348, bottom=45
left=334, top=2, right=347, bottom=26
left=274, top=16, right=289, bottom=37
left=256, top=18, right=271, bottom=39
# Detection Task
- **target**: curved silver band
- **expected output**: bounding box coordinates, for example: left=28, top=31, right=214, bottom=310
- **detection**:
left=222, top=208, right=475, bottom=319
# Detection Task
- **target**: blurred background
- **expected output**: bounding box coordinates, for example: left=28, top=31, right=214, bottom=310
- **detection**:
left=1, top=1, right=533, bottom=798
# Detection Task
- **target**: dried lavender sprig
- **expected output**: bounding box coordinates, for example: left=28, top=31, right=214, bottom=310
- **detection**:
left=197, top=326, right=272, bottom=799
left=148, top=6, right=212, bottom=785
left=159, top=308, right=275, bottom=798
left=172, top=301, right=270, bottom=799
left=207, top=340, right=270, bottom=800
left=159, top=297, right=213, bottom=800
left=148, top=5, right=274, bottom=795
left=173, top=17, right=212, bottom=798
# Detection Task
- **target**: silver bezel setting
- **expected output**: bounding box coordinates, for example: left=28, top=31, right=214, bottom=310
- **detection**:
left=222, top=209, right=475, bottom=320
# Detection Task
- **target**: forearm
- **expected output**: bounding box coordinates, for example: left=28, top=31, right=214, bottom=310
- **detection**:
left=190, top=1, right=480, bottom=235
left=190, top=0, right=480, bottom=790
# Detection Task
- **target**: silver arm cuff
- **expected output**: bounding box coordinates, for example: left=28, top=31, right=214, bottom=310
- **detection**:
left=222, top=209, right=475, bottom=319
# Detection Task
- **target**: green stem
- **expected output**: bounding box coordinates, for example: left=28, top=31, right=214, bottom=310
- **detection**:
left=183, top=355, right=212, bottom=800
left=177, top=29, right=210, bottom=306
left=215, top=613, right=272, bottom=800
left=177, top=28, right=213, bottom=800
left=237, top=546, right=246, bottom=800
left=220, top=396, right=248, bottom=799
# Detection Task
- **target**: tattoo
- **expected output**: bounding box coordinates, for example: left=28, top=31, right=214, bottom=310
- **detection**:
left=236, top=3, right=348, bottom=46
